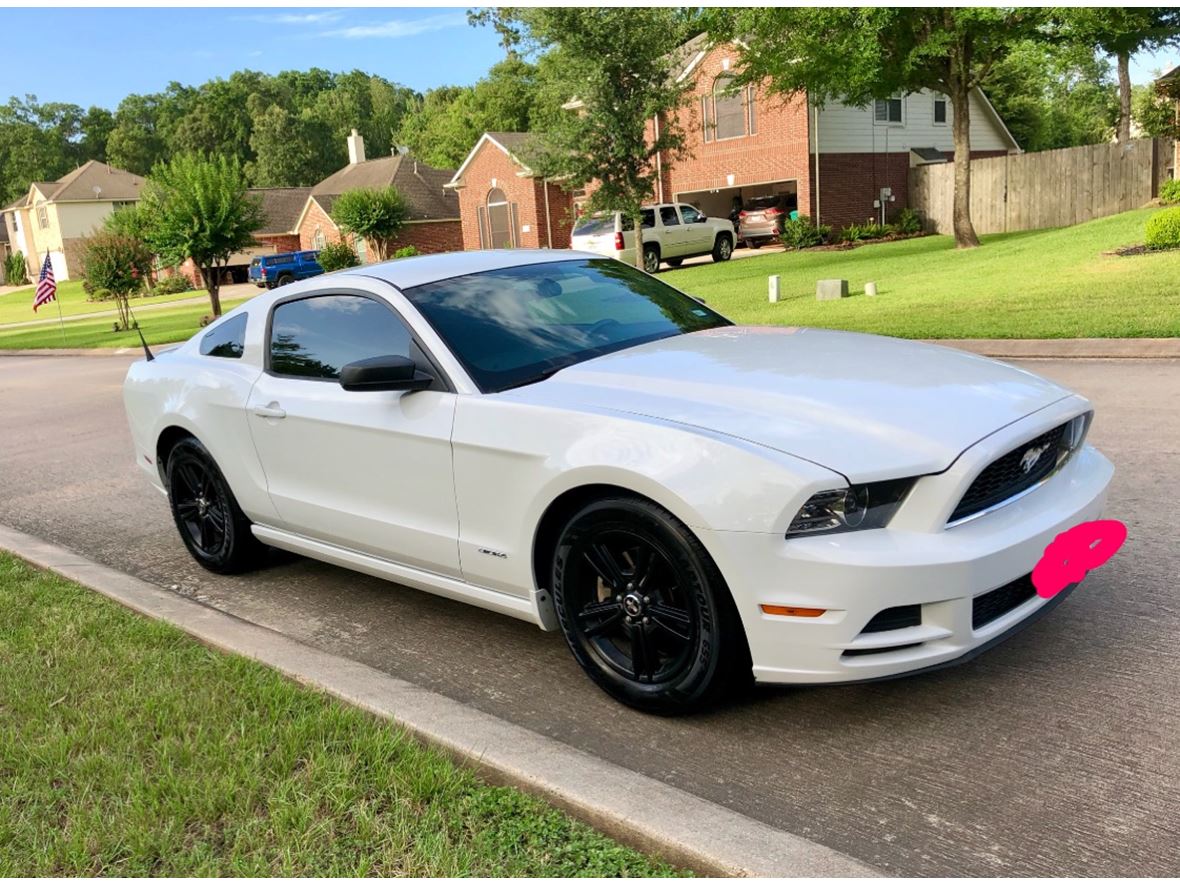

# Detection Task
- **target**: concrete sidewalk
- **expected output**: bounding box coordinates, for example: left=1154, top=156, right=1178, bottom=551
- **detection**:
left=0, top=523, right=878, bottom=878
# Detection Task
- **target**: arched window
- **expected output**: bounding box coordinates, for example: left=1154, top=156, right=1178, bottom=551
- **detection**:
left=713, top=75, right=745, bottom=140
left=484, top=187, right=516, bottom=249
left=312, top=226, right=326, bottom=250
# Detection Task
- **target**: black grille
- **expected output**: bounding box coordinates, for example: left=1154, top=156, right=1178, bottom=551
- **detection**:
left=972, top=575, right=1037, bottom=629
left=949, top=423, right=1067, bottom=523
left=843, top=642, right=923, bottom=658
left=861, top=604, right=921, bottom=634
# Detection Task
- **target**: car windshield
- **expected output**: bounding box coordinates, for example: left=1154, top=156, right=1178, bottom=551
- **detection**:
left=743, top=196, right=782, bottom=211
left=401, top=258, right=731, bottom=393
left=572, top=215, right=615, bottom=236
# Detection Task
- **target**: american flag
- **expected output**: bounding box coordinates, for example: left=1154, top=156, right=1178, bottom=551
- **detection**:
left=33, top=253, right=57, bottom=312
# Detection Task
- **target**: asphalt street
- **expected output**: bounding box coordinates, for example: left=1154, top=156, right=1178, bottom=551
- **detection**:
left=1, top=353, right=1177, bottom=875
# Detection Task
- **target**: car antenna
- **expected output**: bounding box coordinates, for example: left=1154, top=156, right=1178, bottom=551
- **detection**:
left=135, top=325, right=155, bottom=361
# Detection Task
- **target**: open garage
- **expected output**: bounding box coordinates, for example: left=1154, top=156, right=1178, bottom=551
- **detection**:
left=676, top=178, right=799, bottom=223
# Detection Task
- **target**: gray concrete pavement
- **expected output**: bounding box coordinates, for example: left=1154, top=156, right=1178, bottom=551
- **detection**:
left=0, top=354, right=1177, bottom=875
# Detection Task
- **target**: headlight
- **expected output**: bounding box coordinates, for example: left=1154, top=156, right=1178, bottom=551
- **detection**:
left=787, top=478, right=916, bottom=538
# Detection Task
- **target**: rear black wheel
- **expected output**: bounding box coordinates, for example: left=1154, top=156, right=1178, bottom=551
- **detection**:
left=276, top=273, right=295, bottom=286
left=552, top=497, right=751, bottom=713
left=712, top=235, right=733, bottom=262
left=642, top=245, right=661, bottom=274
left=166, top=437, right=266, bottom=574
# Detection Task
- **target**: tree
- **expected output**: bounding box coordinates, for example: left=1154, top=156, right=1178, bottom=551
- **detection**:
left=1058, top=8, right=1180, bottom=143
left=983, top=41, right=1118, bottom=151
left=708, top=8, right=1050, bottom=249
left=474, top=8, right=695, bottom=269
left=139, top=154, right=263, bottom=316
left=1133, top=79, right=1180, bottom=139
left=247, top=104, right=334, bottom=187
left=80, top=232, right=153, bottom=331
left=329, top=187, right=407, bottom=262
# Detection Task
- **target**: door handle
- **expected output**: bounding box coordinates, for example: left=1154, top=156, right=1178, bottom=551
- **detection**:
left=252, top=403, right=286, bottom=419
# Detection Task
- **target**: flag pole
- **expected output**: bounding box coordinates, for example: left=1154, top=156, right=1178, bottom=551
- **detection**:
left=53, top=282, right=67, bottom=346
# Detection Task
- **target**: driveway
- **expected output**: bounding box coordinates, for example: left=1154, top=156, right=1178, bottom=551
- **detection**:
left=0, top=354, right=1176, bottom=876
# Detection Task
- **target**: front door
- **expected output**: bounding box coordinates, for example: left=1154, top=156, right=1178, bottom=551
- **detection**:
left=678, top=204, right=713, bottom=254
left=246, top=291, right=461, bottom=577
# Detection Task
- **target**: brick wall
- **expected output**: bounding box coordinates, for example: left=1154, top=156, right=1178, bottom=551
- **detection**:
left=259, top=233, right=301, bottom=253
left=298, top=199, right=344, bottom=251
left=389, top=220, right=464, bottom=255
left=809, top=152, right=912, bottom=231
left=664, top=44, right=813, bottom=213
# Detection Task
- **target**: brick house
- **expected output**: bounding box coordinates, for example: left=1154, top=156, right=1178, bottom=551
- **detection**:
left=294, top=130, right=462, bottom=260
left=169, top=186, right=312, bottom=287
left=445, top=132, right=576, bottom=252
left=448, top=37, right=1020, bottom=246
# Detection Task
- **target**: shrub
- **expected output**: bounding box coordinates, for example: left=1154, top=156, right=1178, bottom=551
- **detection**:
left=152, top=274, right=193, bottom=295
left=81, top=232, right=152, bottom=330
left=393, top=245, right=420, bottom=259
left=841, top=221, right=889, bottom=242
left=317, top=241, right=360, bottom=272
left=4, top=251, right=29, bottom=286
left=1159, top=179, right=1180, bottom=206
left=1145, top=206, right=1180, bottom=250
left=894, top=207, right=923, bottom=235
left=780, top=215, right=830, bottom=250
left=89, top=287, right=114, bottom=302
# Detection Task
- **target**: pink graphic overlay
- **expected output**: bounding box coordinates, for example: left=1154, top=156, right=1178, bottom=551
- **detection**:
left=1031, top=519, right=1127, bottom=599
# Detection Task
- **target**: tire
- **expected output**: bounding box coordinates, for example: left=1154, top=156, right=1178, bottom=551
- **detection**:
left=712, top=235, right=733, bottom=262
left=551, top=496, right=752, bottom=714
left=276, top=273, right=295, bottom=287
left=642, top=245, right=661, bottom=274
left=665, top=257, right=684, bottom=267
left=166, top=437, right=266, bottom=574
left=746, top=238, right=761, bottom=250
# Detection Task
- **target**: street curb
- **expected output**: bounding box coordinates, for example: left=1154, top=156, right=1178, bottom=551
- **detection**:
left=0, top=524, right=881, bottom=878
left=924, top=337, right=1180, bottom=359
left=4, top=338, right=1179, bottom=360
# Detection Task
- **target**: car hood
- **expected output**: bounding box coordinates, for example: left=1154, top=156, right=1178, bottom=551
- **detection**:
left=502, top=327, right=1072, bottom=480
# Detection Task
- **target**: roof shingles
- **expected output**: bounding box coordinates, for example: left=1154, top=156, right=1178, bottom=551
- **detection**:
left=312, top=155, right=458, bottom=221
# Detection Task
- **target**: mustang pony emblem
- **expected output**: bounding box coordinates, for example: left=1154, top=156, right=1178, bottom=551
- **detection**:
left=1020, top=443, right=1051, bottom=474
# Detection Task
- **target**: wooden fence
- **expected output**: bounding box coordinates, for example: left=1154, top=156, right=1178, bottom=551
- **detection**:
left=909, top=138, right=1171, bottom=235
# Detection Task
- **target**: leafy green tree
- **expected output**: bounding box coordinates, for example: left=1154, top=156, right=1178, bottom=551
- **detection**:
left=330, top=187, right=407, bottom=262
left=80, top=232, right=153, bottom=331
left=0, top=95, right=111, bottom=204
left=984, top=41, right=1118, bottom=151
left=316, top=240, right=360, bottom=272
left=139, top=154, right=263, bottom=316
left=1133, top=80, right=1180, bottom=139
left=247, top=104, right=334, bottom=186
left=709, top=8, right=1050, bottom=249
left=475, top=8, right=695, bottom=268
left=1057, top=8, right=1180, bottom=143
left=106, top=92, right=175, bottom=175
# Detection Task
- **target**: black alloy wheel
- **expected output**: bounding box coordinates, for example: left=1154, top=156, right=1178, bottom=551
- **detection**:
left=166, top=437, right=265, bottom=574
left=552, top=497, right=751, bottom=713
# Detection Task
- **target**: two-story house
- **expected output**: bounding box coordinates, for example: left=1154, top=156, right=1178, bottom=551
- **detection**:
left=1, top=161, right=145, bottom=281
left=449, top=37, right=1020, bottom=249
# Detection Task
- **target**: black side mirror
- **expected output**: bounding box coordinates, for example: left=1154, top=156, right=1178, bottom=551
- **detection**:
left=339, top=355, right=432, bottom=392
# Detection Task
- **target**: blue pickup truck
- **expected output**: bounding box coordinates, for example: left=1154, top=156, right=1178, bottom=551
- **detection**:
left=248, top=250, right=323, bottom=288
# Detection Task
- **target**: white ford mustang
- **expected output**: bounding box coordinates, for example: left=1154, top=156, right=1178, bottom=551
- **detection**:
left=124, top=250, right=1113, bottom=712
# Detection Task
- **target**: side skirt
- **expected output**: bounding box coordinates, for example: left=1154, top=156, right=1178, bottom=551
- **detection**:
left=250, top=524, right=546, bottom=628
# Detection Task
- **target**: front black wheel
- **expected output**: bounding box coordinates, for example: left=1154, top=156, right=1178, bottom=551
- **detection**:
left=552, top=497, right=751, bottom=713
left=712, top=235, right=733, bottom=262
left=166, top=437, right=265, bottom=574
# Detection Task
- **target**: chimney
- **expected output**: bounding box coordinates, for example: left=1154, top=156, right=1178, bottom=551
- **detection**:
left=347, top=129, right=366, bottom=165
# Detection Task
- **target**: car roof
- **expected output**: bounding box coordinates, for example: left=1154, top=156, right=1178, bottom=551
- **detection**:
left=336, top=249, right=604, bottom=291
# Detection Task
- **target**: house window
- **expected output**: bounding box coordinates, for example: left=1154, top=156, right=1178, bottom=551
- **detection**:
left=485, top=187, right=516, bottom=249
left=933, top=95, right=948, bottom=125
left=747, top=86, right=757, bottom=135
left=313, top=226, right=326, bottom=250
left=713, top=75, right=745, bottom=140
left=37, top=206, right=48, bottom=229
left=874, top=97, right=904, bottom=125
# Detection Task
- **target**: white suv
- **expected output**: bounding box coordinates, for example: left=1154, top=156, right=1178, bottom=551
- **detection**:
left=570, top=203, right=735, bottom=273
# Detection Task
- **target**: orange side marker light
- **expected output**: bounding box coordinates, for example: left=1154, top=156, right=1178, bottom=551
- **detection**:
left=760, top=604, right=826, bottom=618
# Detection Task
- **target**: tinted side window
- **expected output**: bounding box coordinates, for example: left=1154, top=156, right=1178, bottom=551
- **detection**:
left=679, top=205, right=704, bottom=224
left=269, top=295, right=412, bottom=380
left=659, top=206, right=680, bottom=226
left=200, top=313, right=247, bottom=359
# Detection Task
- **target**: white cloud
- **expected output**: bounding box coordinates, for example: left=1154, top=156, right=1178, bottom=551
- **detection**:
left=235, top=11, right=341, bottom=25
left=320, top=12, right=467, bottom=40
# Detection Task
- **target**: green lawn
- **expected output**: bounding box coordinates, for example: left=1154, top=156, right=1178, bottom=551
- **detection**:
left=0, top=553, right=681, bottom=876
left=0, top=297, right=251, bottom=349
left=0, top=279, right=216, bottom=326
left=670, top=207, right=1180, bottom=339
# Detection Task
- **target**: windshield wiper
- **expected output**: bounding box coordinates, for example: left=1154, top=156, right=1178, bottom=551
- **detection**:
left=500, top=364, right=570, bottom=391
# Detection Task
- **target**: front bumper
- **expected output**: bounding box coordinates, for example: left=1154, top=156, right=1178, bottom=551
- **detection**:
left=702, top=437, right=1113, bottom=685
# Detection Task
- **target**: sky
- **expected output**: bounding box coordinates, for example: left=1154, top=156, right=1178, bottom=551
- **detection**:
left=1, top=6, right=1177, bottom=111
left=0, top=7, right=509, bottom=109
